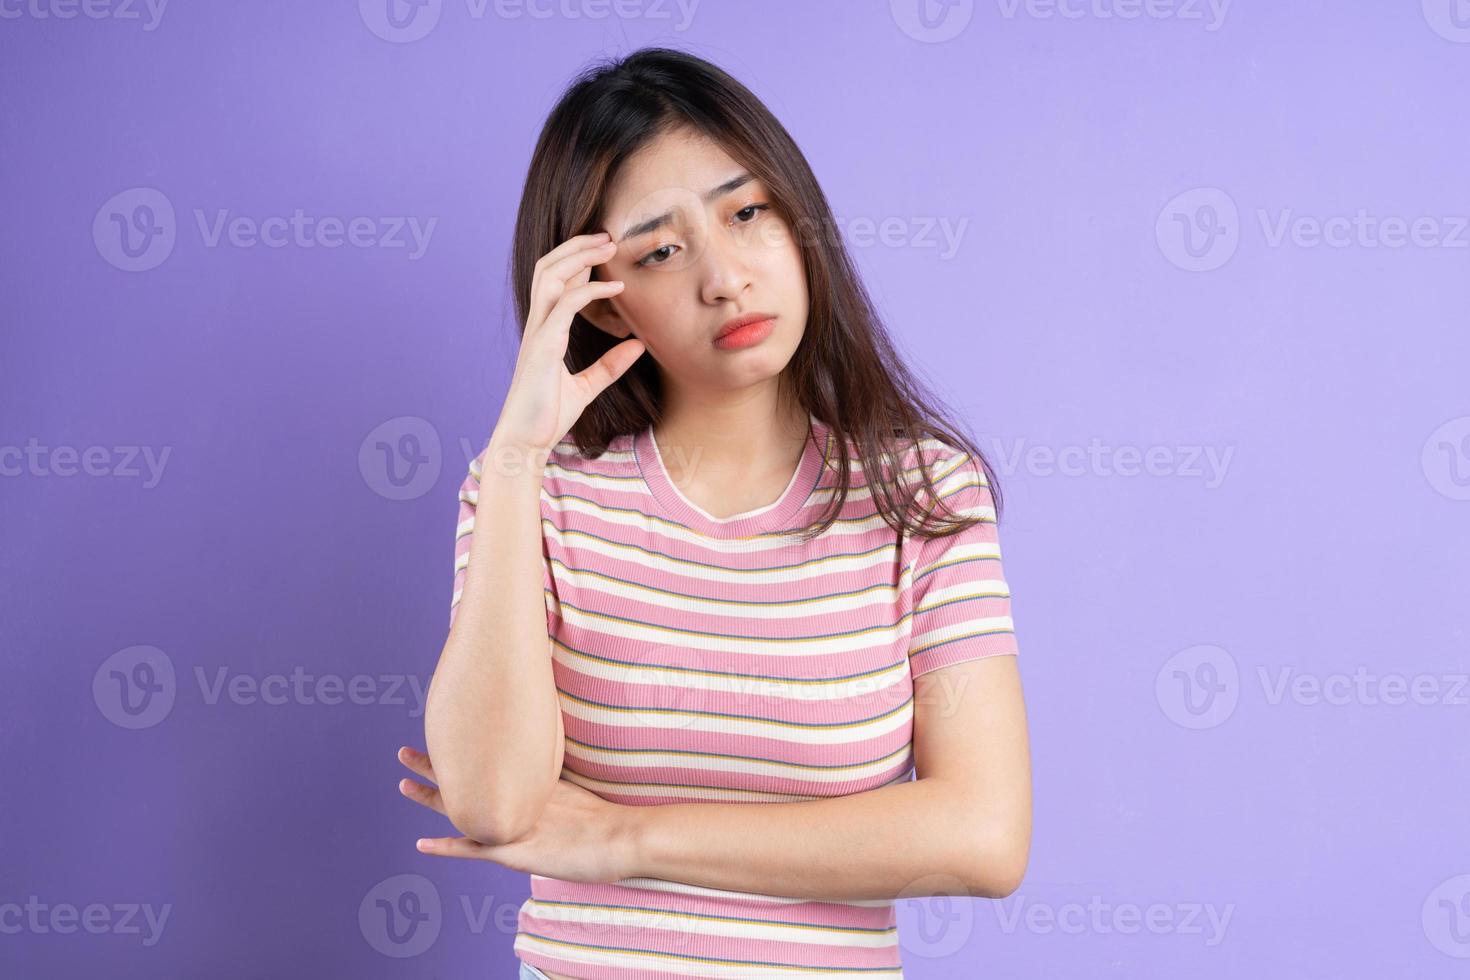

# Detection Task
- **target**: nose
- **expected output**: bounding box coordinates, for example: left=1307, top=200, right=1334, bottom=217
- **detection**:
left=697, top=225, right=755, bottom=306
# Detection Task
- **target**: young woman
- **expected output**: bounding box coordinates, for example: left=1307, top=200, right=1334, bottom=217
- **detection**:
left=398, top=46, right=1032, bottom=979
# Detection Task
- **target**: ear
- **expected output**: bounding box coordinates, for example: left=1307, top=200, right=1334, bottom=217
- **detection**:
left=579, top=292, right=635, bottom=340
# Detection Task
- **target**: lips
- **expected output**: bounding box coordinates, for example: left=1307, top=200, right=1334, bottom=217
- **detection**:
left=715, top=312, right=777, bottom=340
left=712, top=317, right=775, bottom=351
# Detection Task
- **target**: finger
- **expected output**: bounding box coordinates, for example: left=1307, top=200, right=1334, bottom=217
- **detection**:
left=529, top=237, right=617, bottom=333
left=538, top=279, right=625, bottom=341
left=398, top=777, right=447, bottom=816
left=414, top=836, right=493, bottom=860
left=531, top=231, right=611, bottom=273
left=572, top=337, right=646, bottom=403
left=396, top=745, right=437, bottom=785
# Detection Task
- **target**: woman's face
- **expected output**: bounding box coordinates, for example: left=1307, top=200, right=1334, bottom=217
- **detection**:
left=583, top=127, right=809, bottom=395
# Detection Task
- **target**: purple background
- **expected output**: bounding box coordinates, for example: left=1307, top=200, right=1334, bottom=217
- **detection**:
left=3, top=1, right=1469, bottom=976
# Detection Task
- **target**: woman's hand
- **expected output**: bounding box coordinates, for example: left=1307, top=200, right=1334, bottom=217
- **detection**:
left=395, top=745, right=642, bottom=884
left=494, top=231, right=645, bottom=455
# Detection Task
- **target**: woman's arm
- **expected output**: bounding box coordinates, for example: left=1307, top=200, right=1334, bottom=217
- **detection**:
left=619, top=653, right=1032, bottom=901
left=424, top=437, right=561, bottom=846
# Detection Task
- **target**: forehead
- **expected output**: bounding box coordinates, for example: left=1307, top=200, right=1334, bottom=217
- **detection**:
left=602, top=128, right=749, bottom=223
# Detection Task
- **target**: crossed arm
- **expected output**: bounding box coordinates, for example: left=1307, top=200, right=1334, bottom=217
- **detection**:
left=402, top=652, right=1031, bottom=902
left=622, top=652, right=1032, bottom=902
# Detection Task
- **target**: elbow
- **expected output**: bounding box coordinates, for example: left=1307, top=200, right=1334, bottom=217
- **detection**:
left=430, top=754, right=547, bottom=846
left=965, top=831, right=1030, bottom=899
left=442, top=786, right=539, bottom=847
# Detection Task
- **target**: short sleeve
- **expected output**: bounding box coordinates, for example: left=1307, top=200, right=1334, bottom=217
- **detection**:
left=906, top=448, right=1019, bottom=678
left=449, top=452, right=557, bottom=633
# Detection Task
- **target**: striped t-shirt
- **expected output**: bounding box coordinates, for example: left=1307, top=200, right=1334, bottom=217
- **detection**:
left=449, top=412, right=1019, bottom=978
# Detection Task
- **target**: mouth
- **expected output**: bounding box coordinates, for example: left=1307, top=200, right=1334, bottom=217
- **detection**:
left=712, top=314, right=777, bottom=351
left=715, top=312, right=777, bottom=340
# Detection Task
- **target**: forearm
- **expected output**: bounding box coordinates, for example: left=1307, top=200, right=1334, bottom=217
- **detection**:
left=623, top=775, right=1019, bottom=902
left=425, top=437, right=558, bottom=844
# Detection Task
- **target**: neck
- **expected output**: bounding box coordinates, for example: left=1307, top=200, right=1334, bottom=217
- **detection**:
left=651, top=382, right=811, bottom=483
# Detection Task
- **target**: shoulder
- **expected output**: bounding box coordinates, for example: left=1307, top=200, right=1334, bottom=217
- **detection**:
left=900, top=433, right=986, bottom=501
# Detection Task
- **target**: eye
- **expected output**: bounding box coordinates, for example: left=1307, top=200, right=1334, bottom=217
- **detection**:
left=734, top=203, right=770, bottom=223
left=635, top=243, right=678, bottom=268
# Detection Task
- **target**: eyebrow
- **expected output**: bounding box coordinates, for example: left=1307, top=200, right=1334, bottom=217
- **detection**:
left=618, top=172, right=757, bottom=241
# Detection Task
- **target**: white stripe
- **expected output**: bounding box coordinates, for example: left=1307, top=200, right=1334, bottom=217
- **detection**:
left=554, top=602, right=909, bottom=658
left=910, top=615, right=1015, bottom=653
left=556, top=693, right=913, bottom=746
left=530, top=873, right=897, bottom=909
left=514, top=935, right=903, bottom=979
left=552, top=640, right=910, bottom=700
left=561, top=739, right=912, bottom=786
left=519, top=897, right=900, bottom=947
left=916, top=578, right=1011, bottom=610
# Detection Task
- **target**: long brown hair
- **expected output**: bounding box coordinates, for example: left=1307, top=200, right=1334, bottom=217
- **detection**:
left=508, top=45, right=1004, bottom=544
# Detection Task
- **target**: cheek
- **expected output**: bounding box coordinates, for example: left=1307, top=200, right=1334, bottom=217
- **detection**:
left=761, top=220, right=804, bottom=276
left=618, top=287, right=686, bottom=346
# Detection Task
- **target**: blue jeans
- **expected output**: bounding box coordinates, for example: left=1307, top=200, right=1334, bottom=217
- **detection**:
left=518, top=960, right=553, bottom=979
